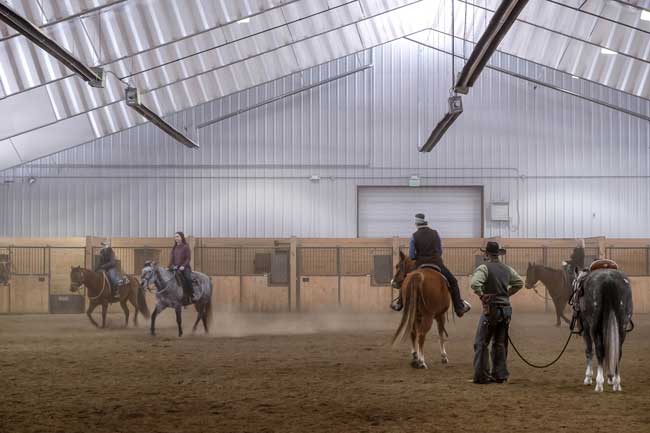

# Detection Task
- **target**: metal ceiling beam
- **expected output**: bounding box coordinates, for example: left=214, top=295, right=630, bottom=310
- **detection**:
left=120, top=0, right=360, bottom=80
left=465, top=0, right=650, bottom=66
left=197, top=63, right=373, bottom=129
left=0, top=0, right=425, bottom=141
left=544, top=0, right=650, bottom=37
left=0, top=2, right=104, bottom=87
left=406, top=35, right=650, bottom=123
left=0, top=0, right=307, bottom=101
left=455, top=0, right=530, bottom=94
left=0, top=0, right=128, bottom=43
left=429, top=26, right=650, bottom=104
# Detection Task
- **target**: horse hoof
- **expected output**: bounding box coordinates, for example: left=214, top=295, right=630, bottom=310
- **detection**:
left=410, top=359, right=419, bottom=368
left=418, top=362, right=428, bottom=369
left=583, top=377, right=592, bottom=385
left=594, top=384, right=604, bottom=392
left=607, top=377, right=614, bottom=385
left=613, top=384, right=622, bottom=392
left=441, top=357, right=449, bottom=364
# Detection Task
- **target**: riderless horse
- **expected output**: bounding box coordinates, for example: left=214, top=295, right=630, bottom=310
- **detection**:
left=391, top=251, right=450, bottom=368
left=525, top=262, right=572, bottom=326
left=70, top=266, right=150, bottom=328
left=573, top=260, right=633, bottom=392
left=139, top=261, right=213, bottom=337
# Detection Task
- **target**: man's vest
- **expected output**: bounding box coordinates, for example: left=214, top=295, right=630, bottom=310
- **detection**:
left=482, top=261, right=512, bottom=305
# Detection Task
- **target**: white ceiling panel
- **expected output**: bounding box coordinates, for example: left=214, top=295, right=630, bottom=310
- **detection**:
left=10, top=113, right=96, bottom=162
left=0, top=86, right=57, bottom=139
left=0, top=138, right=22, bottom=170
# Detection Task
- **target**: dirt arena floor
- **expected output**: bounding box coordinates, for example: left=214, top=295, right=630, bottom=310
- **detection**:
left=1, top=310, right=649, bottom=433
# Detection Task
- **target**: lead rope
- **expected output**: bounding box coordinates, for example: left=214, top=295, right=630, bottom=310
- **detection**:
left=508, top=330, right=574, bottom=369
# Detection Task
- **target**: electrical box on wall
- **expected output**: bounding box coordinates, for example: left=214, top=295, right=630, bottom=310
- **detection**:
left=489, top=202, right=510, bottom=221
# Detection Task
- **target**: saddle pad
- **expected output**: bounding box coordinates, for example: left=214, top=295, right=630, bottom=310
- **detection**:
left=589, top=259, right=618, bottom=272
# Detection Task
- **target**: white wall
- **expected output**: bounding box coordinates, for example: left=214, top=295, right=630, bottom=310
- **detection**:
left=1, top=39, right=649, bottom=238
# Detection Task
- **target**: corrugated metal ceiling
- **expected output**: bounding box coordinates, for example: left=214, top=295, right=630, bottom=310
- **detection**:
left=1, top=0, right=650, bottom=171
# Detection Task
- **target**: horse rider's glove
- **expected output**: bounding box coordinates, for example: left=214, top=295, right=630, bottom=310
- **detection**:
left=179, top=266, right=185, bottom=271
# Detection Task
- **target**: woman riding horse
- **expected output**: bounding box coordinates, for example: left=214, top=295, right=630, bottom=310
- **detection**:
left=169, top=231, right=194, bottom=304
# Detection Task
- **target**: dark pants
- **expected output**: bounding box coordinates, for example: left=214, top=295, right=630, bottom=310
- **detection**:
left=473, top=304, right=512, bottom=383
left=180, top=266, right=193, bottom=298
left=418, top=257, right=464, bottom=313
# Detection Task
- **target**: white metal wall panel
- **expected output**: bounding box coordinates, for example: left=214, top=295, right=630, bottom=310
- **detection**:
left=1, top=40, right=649, bottom=238
left=358, top=186, right=483, bottom=238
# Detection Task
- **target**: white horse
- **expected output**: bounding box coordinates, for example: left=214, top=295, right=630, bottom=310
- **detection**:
left=139, top=261, right=213, bottom=337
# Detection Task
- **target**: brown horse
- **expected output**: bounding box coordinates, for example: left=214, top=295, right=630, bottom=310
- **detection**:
left=391, top=251, right=450, bottom=368
left=70, top=266, right=150, bottom=328
left=525, top=262, right=572, bottom=326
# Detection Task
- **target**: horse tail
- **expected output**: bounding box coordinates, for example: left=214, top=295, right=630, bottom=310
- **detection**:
left=136, top=281, right=151, bottom=319
left=605, top=311, right=620, bottom=379
left=391, top=272, right=422, bottom=347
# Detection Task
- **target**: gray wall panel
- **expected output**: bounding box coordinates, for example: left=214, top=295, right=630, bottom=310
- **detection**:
left=1, top=39, right=649, bottom=238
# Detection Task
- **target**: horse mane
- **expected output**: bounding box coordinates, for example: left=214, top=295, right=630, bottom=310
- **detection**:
left=530, top=263, right=562, bottom=273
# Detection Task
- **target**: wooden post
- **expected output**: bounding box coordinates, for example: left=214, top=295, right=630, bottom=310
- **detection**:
left=289, top=236, right=298, bottom=312
left=392, top=236, right=400, bottom=268
left=187, top=236, right=196, bottom=269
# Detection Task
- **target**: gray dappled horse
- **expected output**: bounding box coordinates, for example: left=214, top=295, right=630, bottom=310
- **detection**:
left=139, top=261, right=213, bottom=337
left=575, top=268, right=633, bottom=392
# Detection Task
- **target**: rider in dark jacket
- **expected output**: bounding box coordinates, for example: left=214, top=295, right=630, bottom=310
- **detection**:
left=169, top=231, right=193, bottom=304
left=564, top=238, right=586, bottom=272
left=391, top=213, right=471, bottom=317
left=95, top=240, right=122, bottom=297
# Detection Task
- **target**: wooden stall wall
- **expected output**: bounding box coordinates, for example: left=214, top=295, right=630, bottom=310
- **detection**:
left=0, top=236, right=649, bottom=314
left=196, top=239, right=291, bottom=313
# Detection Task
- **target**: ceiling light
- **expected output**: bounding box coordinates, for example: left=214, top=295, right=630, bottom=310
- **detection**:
left=125, top=87, right=198, bottom=149
left=237, top=17, right=251, bottom=24
left=28, top=176, right=36, bottom=185
left=0, top=3, right=104, bottom=87
left=600, top=48, right=616, bottom=55
left=419, top=96, right=463, bottom=152
left=641, top=10, right=650, bottom=21
left=454, top=0, right=529, bottom=94
left=571, top=75, right=579, bottom=79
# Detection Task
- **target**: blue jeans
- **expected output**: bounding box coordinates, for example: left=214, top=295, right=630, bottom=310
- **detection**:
left=473, top=305, right=512, bottom=383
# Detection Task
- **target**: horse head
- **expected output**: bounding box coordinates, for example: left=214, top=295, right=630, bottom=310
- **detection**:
left=391, top=251, right=416, bottom=289
left=69, top=266, right=84, bottom=293
left=140, top=261, right=158, bottom=291
left=525, top=262, right=538, bottom=289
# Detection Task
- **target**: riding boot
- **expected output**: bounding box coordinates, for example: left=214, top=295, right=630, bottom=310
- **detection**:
left=448, top=280, right=471, bottom=317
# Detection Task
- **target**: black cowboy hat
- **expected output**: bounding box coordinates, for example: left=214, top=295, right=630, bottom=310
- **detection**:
left=480, top=241, right=506, bottom=256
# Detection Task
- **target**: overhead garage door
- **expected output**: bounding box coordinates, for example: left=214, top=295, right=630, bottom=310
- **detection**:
left=358, top=186, right=483, bottom=238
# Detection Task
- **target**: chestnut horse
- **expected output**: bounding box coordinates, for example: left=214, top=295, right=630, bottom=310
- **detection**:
left=391, top=251, right=450, bottom=368
left=70, top=266, right=150, bottom=328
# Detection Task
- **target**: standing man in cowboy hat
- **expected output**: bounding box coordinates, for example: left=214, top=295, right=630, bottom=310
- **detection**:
left=95, top=239, right=123, bottom=299
left=471, top=241, right=524, bottom=384
left=392, top=213, right=471, bottom=317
